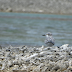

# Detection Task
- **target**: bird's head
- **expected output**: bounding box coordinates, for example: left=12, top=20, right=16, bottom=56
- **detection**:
left=46, top=32, right=52, bottom=36
left=42, top=32, right=52, bottom=36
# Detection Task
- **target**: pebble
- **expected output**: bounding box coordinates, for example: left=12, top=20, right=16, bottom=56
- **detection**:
left=0, top=44, right=72, bottom=72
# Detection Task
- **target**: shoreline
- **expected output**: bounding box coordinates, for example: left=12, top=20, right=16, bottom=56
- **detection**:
left=0, top=44, right=72, bottom=72
left=1, top=10, right=72, bottom=15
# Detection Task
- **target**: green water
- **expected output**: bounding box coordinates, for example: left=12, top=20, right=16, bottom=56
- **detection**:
left=0, top=12, right=72, bottom=46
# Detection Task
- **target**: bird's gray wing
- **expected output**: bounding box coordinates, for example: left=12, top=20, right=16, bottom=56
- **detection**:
left=45, top=36, right=55, bottom=45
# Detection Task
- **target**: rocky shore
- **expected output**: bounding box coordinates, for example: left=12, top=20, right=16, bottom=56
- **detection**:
left=0, top=44, right=72, bottom=72
left=0, top=0, right=72, bottom=14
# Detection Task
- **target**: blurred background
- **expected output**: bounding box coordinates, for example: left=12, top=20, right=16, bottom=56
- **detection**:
left=0, top=0, right=72, bottom=47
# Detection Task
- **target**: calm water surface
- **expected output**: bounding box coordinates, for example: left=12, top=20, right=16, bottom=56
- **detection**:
left=0, top=12, right=72, bottom=46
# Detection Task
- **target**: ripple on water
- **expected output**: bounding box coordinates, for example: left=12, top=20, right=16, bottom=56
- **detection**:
left=0, top=12, right=72, bottom=46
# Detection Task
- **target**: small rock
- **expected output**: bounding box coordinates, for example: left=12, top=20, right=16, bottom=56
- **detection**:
left=33, top=68, right=40, bottom=72
left=21, top=45, right=25, bottom=49
left=69, top=59, right=72, bottom=66
left=6, top=49, right=10, bottom=52
left=0, top=45, right=2, bottom=49
left=41, top=45, right=44, bottom=48
left=67, top=66, right=72, bottom=72
left=52, top=65, right=60, bottom=71
left=6, top=8, right=12, bottom=12
left=13, top=69, right=27, bottom=72
left=60, top=44, right=69, bottom=50
left=20, top=48, right=28, bottom=53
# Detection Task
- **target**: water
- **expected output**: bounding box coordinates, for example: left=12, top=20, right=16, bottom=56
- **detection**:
left=0, top=12, right=72, bottom=47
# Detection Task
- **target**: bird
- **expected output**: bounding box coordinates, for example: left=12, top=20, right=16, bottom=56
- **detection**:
left=42, top=32, right=55, bottom=47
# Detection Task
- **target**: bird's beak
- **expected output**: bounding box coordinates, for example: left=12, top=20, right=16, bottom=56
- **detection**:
left=42, top=34, right=46, bottom=36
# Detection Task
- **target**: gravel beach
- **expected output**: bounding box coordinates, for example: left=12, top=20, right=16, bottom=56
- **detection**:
left=0, top=0, right=72, bottom=14
left=0, top=44, right=72, bottom=72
